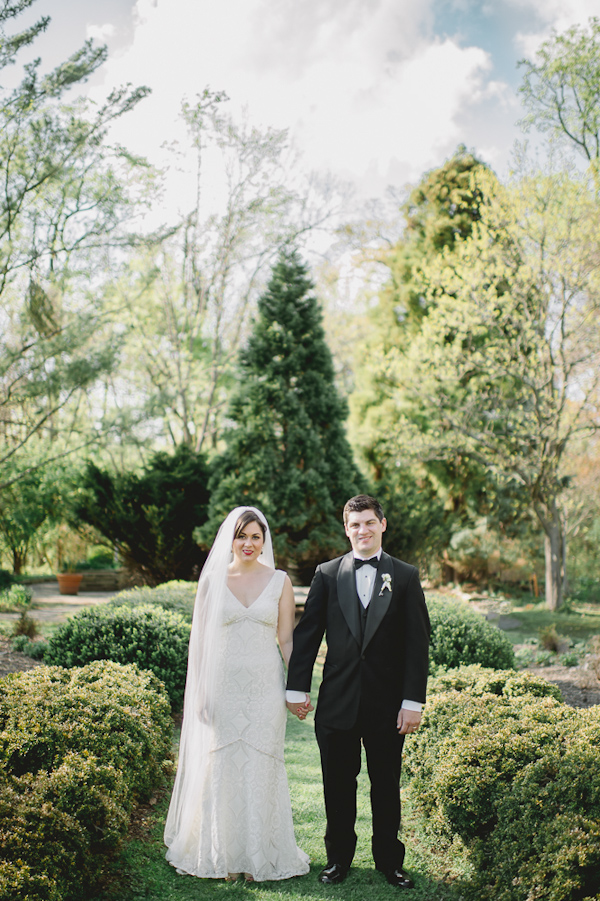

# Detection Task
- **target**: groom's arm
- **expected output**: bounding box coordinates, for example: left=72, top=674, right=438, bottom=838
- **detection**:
left=286, top=566, right=328, bottom=697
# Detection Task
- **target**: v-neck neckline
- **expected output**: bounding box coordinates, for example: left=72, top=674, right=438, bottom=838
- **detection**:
left=226, top=570, right=278, bottom=609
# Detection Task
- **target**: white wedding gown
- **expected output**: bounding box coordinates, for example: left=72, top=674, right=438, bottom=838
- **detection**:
left=166, top=569, right=310, bottom=881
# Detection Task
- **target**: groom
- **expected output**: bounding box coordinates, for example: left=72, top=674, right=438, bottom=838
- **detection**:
left=286, top=495, right=430, bottom=889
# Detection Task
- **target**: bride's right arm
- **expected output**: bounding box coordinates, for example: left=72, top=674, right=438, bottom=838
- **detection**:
left=277, top=575, right=296, bottom=667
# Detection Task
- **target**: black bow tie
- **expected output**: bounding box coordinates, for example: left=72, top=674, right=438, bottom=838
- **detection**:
left=354, top=556, right=379, bottom=569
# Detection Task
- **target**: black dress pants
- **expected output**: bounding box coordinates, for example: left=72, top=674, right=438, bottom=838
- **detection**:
left=315, top=713, right=405, bottom=872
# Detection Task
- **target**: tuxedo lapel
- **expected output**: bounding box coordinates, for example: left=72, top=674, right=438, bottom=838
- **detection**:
left=362, top=552, right=394, bottom=651
left=336, top=552, right=361, bottom=647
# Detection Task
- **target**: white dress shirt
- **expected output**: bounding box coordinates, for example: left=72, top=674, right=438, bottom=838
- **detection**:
left=286, top=549, right=422, bottom=712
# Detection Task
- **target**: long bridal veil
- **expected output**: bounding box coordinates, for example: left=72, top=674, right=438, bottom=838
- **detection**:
left=164, top=506, right=275, bottom=861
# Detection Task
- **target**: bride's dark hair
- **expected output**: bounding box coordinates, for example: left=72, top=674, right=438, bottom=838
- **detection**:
left=234, top=509, right=267, bottom=540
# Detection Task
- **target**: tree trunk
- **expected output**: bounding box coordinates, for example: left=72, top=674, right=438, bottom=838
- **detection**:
left=544, top=507, right=564, bottom=611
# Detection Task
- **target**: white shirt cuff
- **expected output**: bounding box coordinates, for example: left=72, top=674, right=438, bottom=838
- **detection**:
left=286, top=690, right=307, bottom=703
left=401, top=700, right=422, bottom=712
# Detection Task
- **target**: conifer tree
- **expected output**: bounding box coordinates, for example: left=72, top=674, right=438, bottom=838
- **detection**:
left=200, top=248, right=360, bottom=580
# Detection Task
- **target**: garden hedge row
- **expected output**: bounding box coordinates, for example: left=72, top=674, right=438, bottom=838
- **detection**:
left=0, top=661, right=172, bottom=901
left=405, top=666, right=600, bottom=901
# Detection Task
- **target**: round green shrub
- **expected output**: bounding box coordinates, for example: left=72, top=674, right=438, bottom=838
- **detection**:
left=0, top=753, right=128, bottom=901
left=109, top=580, right=196, bottom=621
left=428, top=598, right=515, bottom=671
left=0, top=661, right=172, bottom=795
left=44, top=603, right=191, bottom=708
left=0, top=662, right=172, bottom=901
left=404, top=685, right=600, bottom=901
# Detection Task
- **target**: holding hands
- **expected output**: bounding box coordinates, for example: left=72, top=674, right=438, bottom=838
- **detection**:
left=286, top=694, right=313, bottom=720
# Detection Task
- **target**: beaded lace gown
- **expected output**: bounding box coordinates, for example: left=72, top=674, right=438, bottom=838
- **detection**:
left=167, top=569, right=309, bottom=881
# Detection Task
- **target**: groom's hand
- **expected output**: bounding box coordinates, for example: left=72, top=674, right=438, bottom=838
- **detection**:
left=286, top=695, right=313, bottom=720
left=397, top=708, right=422, bottom=735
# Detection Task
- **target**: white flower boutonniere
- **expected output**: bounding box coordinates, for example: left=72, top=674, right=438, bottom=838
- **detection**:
left=379, top=573, right=392, bottom=596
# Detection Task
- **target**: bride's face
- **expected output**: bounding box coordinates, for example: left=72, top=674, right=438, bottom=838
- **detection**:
left=232, top=520, right=264, bottom=564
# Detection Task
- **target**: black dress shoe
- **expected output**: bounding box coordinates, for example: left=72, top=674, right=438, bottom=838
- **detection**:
left=383, top=868, right=414, bottom=889
left=318, top=863, right=348, bottom=884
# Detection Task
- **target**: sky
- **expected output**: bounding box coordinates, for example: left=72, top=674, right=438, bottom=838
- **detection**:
left=8, top=0, right=600, bottom=216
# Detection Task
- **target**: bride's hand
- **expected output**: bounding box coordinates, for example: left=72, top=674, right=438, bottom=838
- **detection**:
left=286, top=696, right=313, bottom=720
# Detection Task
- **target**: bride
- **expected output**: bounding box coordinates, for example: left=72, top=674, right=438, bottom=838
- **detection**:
left=164, top=506, right=310, bottom=882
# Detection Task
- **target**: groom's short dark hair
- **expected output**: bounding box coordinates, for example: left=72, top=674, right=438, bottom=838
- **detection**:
left=343, top=495, right=385, bottom=524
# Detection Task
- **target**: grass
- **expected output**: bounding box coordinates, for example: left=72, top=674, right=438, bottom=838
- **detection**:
left=502, top=599, right=600, bottom=647
left=93, top=664, right=468, bottom=901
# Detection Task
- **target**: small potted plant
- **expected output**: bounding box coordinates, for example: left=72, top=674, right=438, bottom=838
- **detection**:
left=56, top=560, right=83, bottom=595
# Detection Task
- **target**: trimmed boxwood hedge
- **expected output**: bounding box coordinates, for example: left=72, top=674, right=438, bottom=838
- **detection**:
left=404, top=666, right=600, bottom=901
left=427, top=598, right=515, bottom=671
left=109, top=580, right=196, bottom=620
left=0, top=661, right=172, bottom=901
left=44, top=602, right=191, bottom=709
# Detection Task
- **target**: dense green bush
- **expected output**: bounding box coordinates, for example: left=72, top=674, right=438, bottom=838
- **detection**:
left=0, top=570, right=12, bottom=591
left=428, top=597, right=515, bottom=671
left=70, top=445, right=210, bottom=585
left=44, top=603, right=191, bottom=708
left=0, top=662, right=172, bottom=901
left=404, top=669, right=600, bottom=901
left=109, top=580, right=196, bottom=621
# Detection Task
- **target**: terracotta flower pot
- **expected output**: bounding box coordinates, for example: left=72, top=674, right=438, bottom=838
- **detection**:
left=56, top=573, right=83, bottom=595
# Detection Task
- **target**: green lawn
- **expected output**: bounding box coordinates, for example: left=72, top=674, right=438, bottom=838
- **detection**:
left=502, top=600, right=600, bottom=647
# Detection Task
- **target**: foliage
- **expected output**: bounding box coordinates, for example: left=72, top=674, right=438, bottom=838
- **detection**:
left=427, top=664, right=563, bottom=702
left=351, top=150, right=538, bottom=581
left=10, top=634, right=47, bottom=659
left=70, top=445, right=210, bottom=585
left=404, top=683, right=600, bottom=901
left=0, top=1, right=151, bottom=490
left=368, top=469, right=450, bottom=568
left=0, top=570, right=12, bottom=591
left=519, top=16, right=600, bottom=162
left=428, top=598, right=515, bottom=671
left=0, top=583, right=32, bottom=613
left=110, top=580, right=196, bottom=620
left=113, top=89, right=330, bottom=452
left=367, top=164, right=600, bottom=610
left=201, top=249, right=361, bottom=580
left=44, top=603, right=191, bottom=708
left=11, top=611, right=37, bottom=638
left=0, top=661, right=172, bottom=901
left=0, top=461, right=61, bottom=573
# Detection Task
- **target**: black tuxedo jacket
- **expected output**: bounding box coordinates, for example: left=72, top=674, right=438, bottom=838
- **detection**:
left=287, top=551, right=430, bottom=731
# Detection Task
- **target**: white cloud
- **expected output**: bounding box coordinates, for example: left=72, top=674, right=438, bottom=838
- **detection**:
left=92, top=0, right=509, bottom=204
left=512, top=0, right=600, bottom=57
left=86, top=22, right=116, bottom=42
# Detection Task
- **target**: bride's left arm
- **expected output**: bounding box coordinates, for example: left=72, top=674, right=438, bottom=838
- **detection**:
left=277, top=575, right=296, bottom=667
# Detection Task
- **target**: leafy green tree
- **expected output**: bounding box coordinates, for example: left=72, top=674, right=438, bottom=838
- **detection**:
left=70, top=445, right=210, bottom=585
left=0, top=460, right=59, bottom=573
left=349, top=150, right=528, bottom=572
left=0, top=0, right=151, bottom=488
left=200, top=249, right=360, bottom=580
left=376, top=168, right=600, bottom=609
left=519, top=17, right=600, bottom=162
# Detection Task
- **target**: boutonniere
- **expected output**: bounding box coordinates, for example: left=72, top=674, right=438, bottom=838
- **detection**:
left=379, top=573, right=392, bottom=596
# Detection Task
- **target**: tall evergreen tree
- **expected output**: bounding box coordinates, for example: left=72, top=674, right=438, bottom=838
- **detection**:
left=199, top=249, right=360, bottom=580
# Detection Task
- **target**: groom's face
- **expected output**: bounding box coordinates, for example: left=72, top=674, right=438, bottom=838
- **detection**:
left=344, top=508, right=387, bottom=557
